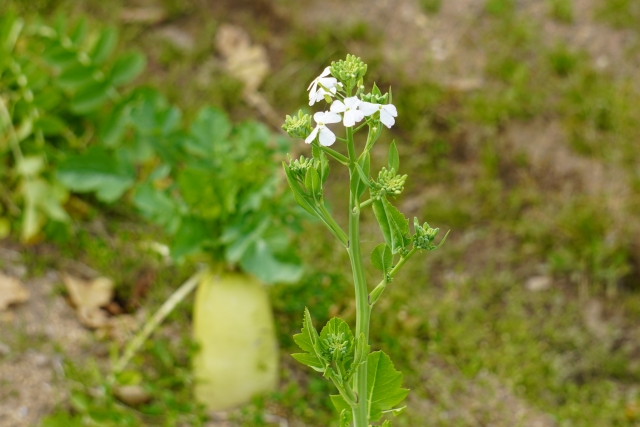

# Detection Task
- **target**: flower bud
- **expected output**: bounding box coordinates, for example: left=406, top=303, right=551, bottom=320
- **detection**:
left=330, top=54, right=368, bottom=89
left=370, top=167, right=407, bottom=200
left=282, top=110, right=312, bottom=139
left=287, top=154, right=316, bottom=179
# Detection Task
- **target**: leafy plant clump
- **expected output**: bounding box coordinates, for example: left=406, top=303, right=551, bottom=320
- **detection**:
left=282, top=54, right=449, bottom=426
left=0, top=13, right=145, bottom=241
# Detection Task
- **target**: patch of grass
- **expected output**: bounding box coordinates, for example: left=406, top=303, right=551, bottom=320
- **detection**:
left=485, top=0, right=515, bottom=17
left=548, top=0, right=574, bottom=23
left=419, top=0, right=443, bottom=15
left=597, top=0, right=640, bottom=29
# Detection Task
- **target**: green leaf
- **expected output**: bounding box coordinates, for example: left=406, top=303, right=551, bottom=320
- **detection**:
left=304, top=167, right=321, bottom=198
left=35, top=115, right=67, bottom=136
left=388, top=140, right=399, bottom=172
left=370, top=243, right=393, bottom=272
left=331, top=395, right=351, bottom=413
left=56, top=147, right=135, bottom=202
left=132, top=183, right=179, bottom=230
left=339, top=409, right=352, bottom=427
left=346, top=332, right=370, bottom=379
left=69, top=18, right=87, bottom=45
left=110, top=52, right=146, bottom=86
left=70, top=80, right=111, bottom=114
left=291, top=353, right=324, bottom=372
left=57, top=64, right=96, bottom=91
left=292, top=308, right=325, bottom=371
left=20, top=178, right=69, bottom=242
left=357, top=152, right=371, bottom=198
left=382, top=420, right=392, bottom=427
left=187, top=107, right=231, bottom=157
left=319, top=318, right=355, bottom=351
left=283, top=164, right=317, bottom=217
left=372, top=198, right=410, bottom=254
left=367, top=351, right=409, bottom=422
left=99, top=103, right=129, bottom=147
left=170, top=217, right=211, bottom=259
left=90, top=27, right=117, bottom=64
left=237, top=233, right=302, bottom=282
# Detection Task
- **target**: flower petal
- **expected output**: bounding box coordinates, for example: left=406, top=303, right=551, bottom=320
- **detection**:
left=319, top=127, right=336, bottom=146
left=330, top=100, right=346, bottom=113
left=319, top=77, right=338, bottom=89
left=313, top=112, right=326, bottom=123
left=343, top=110, right=356, bottom=127
left=344, top=96, right=360, bottom=109
left=382, top=103, right=398, bottom=117
left=380, top=110, right=395, bottom=128
left=323, top=111, right=342, bottom=124
left=305, top=126, right=319, bottom=143
left=359, top=101, right=379, bottom=116
left=320, top=66, right=331, bottom=78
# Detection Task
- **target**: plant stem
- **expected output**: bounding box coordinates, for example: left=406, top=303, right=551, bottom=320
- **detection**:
left=346, top=126, right=370, bottom=427
left=110, top=268, right=207, bottom=379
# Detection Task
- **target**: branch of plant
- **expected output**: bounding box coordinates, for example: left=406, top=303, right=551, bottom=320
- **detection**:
left=369, top=247, right=418, bottom=307
left=110, top=268, right=207, bottom=380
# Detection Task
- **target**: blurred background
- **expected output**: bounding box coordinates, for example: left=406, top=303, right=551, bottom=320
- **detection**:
left=1, top=0, right=640, bottom=426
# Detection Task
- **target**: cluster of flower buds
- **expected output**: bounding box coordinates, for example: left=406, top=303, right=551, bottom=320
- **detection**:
left=413, top=218, right=441, bottom=251
left=287, top=154, right=316, bottom=179
left=360, top=91, right=389, bottom=105
left=370, top=167, right=407, bottom=200
left=330, top=54, right=367, bottom=90
left=282, top=110, right=312, bottom=139
left=322, top=332, right=351, bottom=363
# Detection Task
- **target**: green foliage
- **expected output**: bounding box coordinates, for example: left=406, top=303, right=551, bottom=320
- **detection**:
left=0, top=13, right=143, bottom=241
left=547, top=0, right=574, bottom=23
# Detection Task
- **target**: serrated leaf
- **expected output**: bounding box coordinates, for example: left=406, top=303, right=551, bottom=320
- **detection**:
left=370, top=243, right=393, bottom=272
left=90, top=27, right=117, bottom=64
left=367, top=351, right=409, bottom=422
left=388, top=140, right=399, bottom=172
left=372, top=198, right=410, bottom=254
left=110, top=52, right=146, bottom=86
left=291, top=353, right=324, bottom=372
left=304, top=167, right=320, bottom=198
left=293, top=308, right=321, bottom=354
left=331, top=395, right=351, bottom=413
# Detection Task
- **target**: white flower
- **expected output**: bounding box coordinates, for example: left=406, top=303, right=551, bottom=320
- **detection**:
left=330, top=96, right=365, bottom=127
left=305, top=111, right=342, bottom=146
left=308, top=67, right=340, bottom=106
left=359, top=102, right=398, bottom=128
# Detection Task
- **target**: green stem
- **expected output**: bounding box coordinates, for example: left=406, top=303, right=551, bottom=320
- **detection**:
left=358, top=198, right=375, bottom=211
left=110, top=269, right=207, bottom=379
left=312, top=141, right=349, bottom=165
left=346, top=126, right=370, bottom=427
left=368, top=247, right=418, bottom=306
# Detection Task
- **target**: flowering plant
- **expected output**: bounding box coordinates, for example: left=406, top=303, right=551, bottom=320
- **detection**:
left=282, top=55, right=448, bottom=427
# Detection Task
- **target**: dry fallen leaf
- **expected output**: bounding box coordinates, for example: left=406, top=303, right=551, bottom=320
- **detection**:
left=62, top=274, right=113, bottom=328
left=0, top=273, right=29, bottom=310
left=215, top=24, right=269, bottom=94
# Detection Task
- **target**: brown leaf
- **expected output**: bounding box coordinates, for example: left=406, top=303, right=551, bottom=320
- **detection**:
left=215, top=24, right=269, bottom=94
left=0, top=273, right=29, bottom=311
left=62, top=274, right=113, bottom=328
